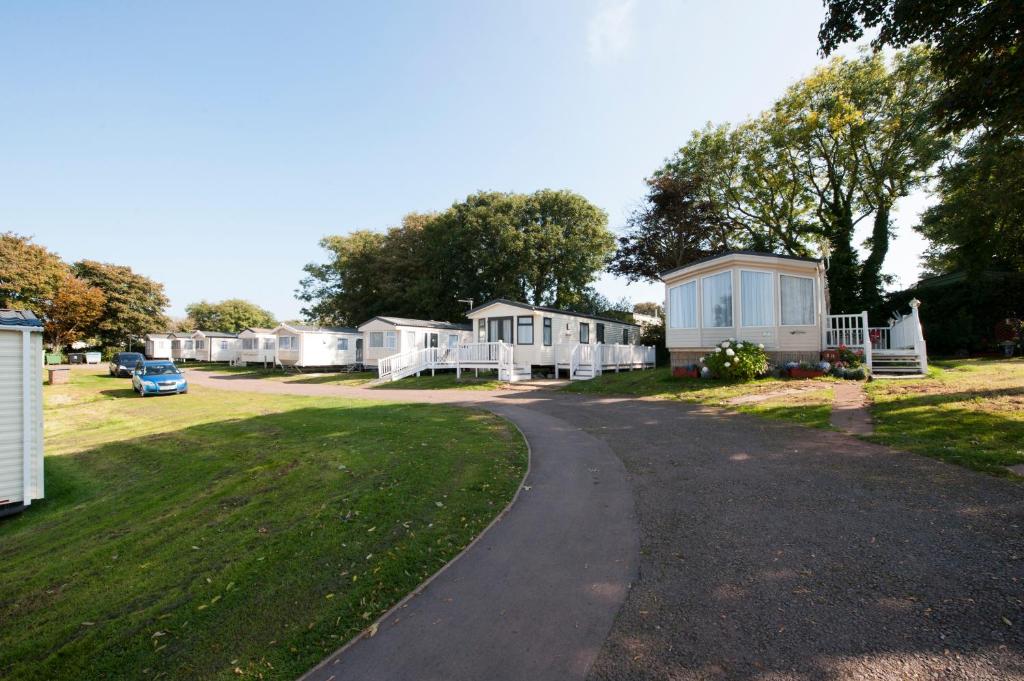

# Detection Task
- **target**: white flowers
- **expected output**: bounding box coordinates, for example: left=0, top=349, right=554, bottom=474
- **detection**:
left=724, top=362, right=731, bottom=368
left=714, top=347, right=722, bottom=353
left=725, top=348, right=735, bottom=357
left=721, top=341, right=731, bottom=349
left=758, top=343, right=764, bottom=349
left=698, top=356, right=705, bottom=363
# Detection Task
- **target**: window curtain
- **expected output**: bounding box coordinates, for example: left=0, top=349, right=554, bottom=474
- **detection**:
left=780, top=275, right=815, bottom=325
left=702, top=272, right=733, bottom=328
left=741, top=271, right=773, bottom=327
left=669, top=281, right=697, bottom=329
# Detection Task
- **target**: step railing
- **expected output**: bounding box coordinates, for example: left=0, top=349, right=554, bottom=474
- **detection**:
left=828, top=303, right=927, bottom=373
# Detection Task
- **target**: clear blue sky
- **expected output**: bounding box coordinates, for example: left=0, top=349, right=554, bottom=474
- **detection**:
left=0, top=0, right=930, bottom=320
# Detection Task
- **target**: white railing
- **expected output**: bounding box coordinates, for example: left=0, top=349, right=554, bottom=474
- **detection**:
left=893, top=300, right=928, bottom=373
left=557, top=342, right=656, bottom=380
left=378, top=342, right=517, bottom=382
left=825, top=311, right=872, bottom=368
left=827, top=303, right=927, bottom=373
left=597, top=343, right=656, bottom=369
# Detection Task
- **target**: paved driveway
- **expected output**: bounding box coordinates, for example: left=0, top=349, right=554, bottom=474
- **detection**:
left=187, top=371, right=1024, bottom=680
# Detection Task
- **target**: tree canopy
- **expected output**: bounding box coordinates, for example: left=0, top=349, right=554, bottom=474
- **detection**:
left=186, top=299, right=277, bottom=333
left=43, top=274, right=106, bottom=350
left=0, top=232, right=69, bottom=315
left=819, top=0, right=1024, bottom=136
left=72, top=260, right=171, bottom=347
left=298, top=190, right=614, bottom=325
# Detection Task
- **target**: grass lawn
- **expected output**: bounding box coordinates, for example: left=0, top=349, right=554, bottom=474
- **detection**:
left=563, top=367, right=836, bottom=429
left=0, top=367, right=526, bottom=680
left=185, top=363, right=378, bottom=387
left=374, top=371, right=507, bottom=391
left=866, top=357, right=1024, bottom=475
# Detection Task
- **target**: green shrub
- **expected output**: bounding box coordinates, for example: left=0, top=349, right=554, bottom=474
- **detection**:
left=700, top=339, right=769, bottom=381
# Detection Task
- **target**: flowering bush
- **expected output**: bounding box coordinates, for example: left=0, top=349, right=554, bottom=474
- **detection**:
left=700, top=339, right=769, bottom=381
left=834, top=344, right=864, bottom=368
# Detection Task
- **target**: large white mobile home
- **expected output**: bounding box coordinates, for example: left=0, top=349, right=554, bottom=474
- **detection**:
left=0, top=310, right=44, bottom=516
left=466, top=299, right=649, bottom=379
left=144, top=333, right=173, bottom=360
left=236, top=328, right=277, bottom=365
left=192, top=331, right=239, bottom=362
left=169, top=332, right=196, bottom=361
left=660, top=251, right=928, bottom=375
left=273, top=324, right=362, bottom=368
left=357, top=317, right=472, bottom=369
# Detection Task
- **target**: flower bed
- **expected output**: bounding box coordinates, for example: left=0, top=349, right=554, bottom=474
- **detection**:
left=672, top=365, right=701, bottom=378
left=789, top=367, right=825, bottom=379
left=700, top=340, right=769, bottom=381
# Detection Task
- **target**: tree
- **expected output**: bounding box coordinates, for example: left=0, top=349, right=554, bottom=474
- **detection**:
left=299, top=190, right=615, bottom=324
left=43, top=275, right=105, bottom=350
left=819, top=0, right=1024, bottom=135
left=609, top=173, right=732, bottom=282
left=72, top=260, right=171, bottom=347
left=633, top=301, right=664, bottom=318
left=185, top=299, right=276, bottom=333
left=917, top=132, right=1024, bottom=276
left=0, top=232, right=69, bottom=315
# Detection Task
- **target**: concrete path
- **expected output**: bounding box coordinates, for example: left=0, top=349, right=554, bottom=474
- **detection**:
left=186, top=371, right=639, bottom=681
left=187, top=370, right=1024, bottom=680
left=830, top=380, right=874, bottom=435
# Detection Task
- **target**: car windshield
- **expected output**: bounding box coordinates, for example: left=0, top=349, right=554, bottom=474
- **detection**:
left=117, top=354, right=143, bottom=364
left=144, top=364, right=179, bottom=376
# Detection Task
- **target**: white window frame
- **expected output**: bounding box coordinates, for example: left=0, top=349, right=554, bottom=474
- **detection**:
left=701, top=271, right=734, bottom=329
left=447, top=334, right=459, bottom=348
left=779, top=273, right=817, bottom=327
left=263, top=338, right=275, bottom=350
left=739, top=268, right=775, bottom=328
left=369, top=331, right=383, bottom=348
left=384, top=331, right=397, bottom=350
left=337, top=337, right=348, bottom=351
left=668, top=279, right=697, bottom=330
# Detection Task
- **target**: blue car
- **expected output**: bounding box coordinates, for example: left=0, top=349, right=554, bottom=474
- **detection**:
left=132, top=360, right=188, bottom=397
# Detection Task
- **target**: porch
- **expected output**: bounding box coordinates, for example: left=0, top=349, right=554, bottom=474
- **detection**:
left=825, top=300, right=928, bottom=376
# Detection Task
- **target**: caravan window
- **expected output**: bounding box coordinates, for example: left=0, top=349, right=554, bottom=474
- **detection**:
left=668, top=281, right=697, bottom=329
left=195, top=340, right=205, bottom=350
left=516, top=316, right=534, bottom=344
left=580, top=322, right=590, bottom=344
left=337, top=337, right=348, bottom=351
left=543, top=318, right=552, bottom=346
left=622, top=328, right=629, bottom=344
left=780, top=275, right=815, bottom=325
left=477, top=319, right=486, bottom=342
left=702, top=271, right=733, bottom=328
left=369, top=332, right=383, bottom=348
left=596, top=323, right=605, bottom=344
left=447, top=334, right=459, bottom=348
left=220, top=340, right=229, bottom=350
left=263, top=338, right=275, bottom=350
left=384, top=331, right=397, bottom=350
left=740, top=270, right=774, bottom=327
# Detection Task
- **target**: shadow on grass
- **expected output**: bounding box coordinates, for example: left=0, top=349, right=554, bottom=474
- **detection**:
left=0, top=403, right=526, bottom=681
left=98, top=388, right=140, bottom=399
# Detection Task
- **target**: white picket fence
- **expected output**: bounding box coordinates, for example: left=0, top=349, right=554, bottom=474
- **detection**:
left=377, top=342, right=514, bottom=383
left=825, top=301, right=928, bottom=374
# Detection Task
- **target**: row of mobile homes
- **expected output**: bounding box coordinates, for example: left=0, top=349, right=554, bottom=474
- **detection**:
left=193, top=331, right=240, bottom=362
left=274, top=323, right=362, bottom=368
left=0, top=310, right=44, bottom=516
left=144, top=333, right=174, bottom=360
left=659, top=251, right=928, bottom=375
left=357, top=317, right=473, bottom=368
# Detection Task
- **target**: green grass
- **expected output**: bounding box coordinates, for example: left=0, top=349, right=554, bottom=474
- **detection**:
left=562, top=367, right=836, bottom=429
left=185, top=364, right=378, bottom=387
left=374, top=372, right=507, bottom=391
left=0, top=367, right=526, bottom=680
left=866, top=357, right=1024, bottom=475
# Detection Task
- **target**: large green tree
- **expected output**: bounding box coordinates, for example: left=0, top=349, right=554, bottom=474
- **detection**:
left=609, top=173, right=733, bottom=282
left=299, top=190, right=614, bottom=325
left=819, top=0, right=1024, bottom=136
left=186, top=299, right=277, bottom=333
left=917, top=132, right=1024, bottom=276
left=43, top=274, right=106, bottom=350
left=72, top=260, right=171, bottom=347
left=0, top=232, right=69, bottom=315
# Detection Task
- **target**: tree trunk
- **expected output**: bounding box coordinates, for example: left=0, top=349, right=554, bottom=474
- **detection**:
left=824, top=202, right=861, bottom=314
left=860, top=203, right=891, bottom=321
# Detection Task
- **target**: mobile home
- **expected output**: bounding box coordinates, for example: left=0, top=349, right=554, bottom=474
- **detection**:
left=660, top=251, right=928, bottom=375
left=169, top=332, right=196, bottom=361
left=357, top=317, right=472, bottom=369
left=144, top=333, right=173, bottom=360
left=0, top=310, right=44, bottom=516
left=466, top=299, right=650, bottom=379
left=236, top=327, right=276, bottom=365
left=192, top=331, right=239, bottom=362
left=273, top=323, right=362, bottom=368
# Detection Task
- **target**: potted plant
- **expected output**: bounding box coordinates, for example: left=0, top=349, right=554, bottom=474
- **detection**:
left=788, top=360, right=826, bottom=379
left=672, top=363, right=701, bottom=378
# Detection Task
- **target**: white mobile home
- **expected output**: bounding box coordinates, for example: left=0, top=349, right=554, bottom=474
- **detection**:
left=236, top=328, right=276, bottom=365
left=466, top=299, right=650, bottom=380
left=357, top=317, right=472, bottom=369
left=144, top=333, right=173, bottom=360
left=192, top=331, right=239, bottom=362
left=169, top=332, right=196, bottom=361
left=0, top=310, right=44, bottom=516
left=273, top=323, right=362, bottom=368
left=660, top=251, right=928, bottom=375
